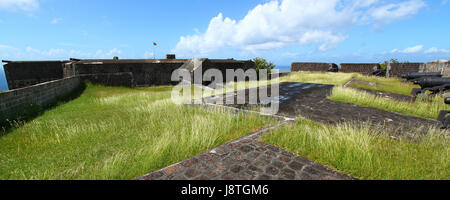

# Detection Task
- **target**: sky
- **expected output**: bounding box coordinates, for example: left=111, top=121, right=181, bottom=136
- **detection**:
left=0, top=0, right=450, bottom=90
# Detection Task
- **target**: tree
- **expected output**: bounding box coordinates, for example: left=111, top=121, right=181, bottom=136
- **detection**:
left=253, top=57, right=275, bottom=73
left=380, top=59, right=400, bottom=69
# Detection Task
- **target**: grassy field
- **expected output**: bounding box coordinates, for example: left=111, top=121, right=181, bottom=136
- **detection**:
left=262, top=119, right=449, bottom=180
left=350, top=75, right=420, bottom=96
left=329, top=86, right=450, bottom=119
left=277, top=71, right=418, bottom=96
left=0, top=84, right=274, bottom=180
left=279, top=71, right=357, bottom=85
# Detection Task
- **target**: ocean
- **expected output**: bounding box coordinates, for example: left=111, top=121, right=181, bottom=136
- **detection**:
left=275, top=65, right=291, bottom=73
left=0, top=66, right=8, bottom=91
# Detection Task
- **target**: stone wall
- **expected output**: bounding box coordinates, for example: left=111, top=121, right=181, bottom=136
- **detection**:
left=388, top=63, right=423, bottom=77
left=69, top=60, right=186, bottom=86
left=3, top=61, right=69, bottom=90
left=340, top=63, right=380, bottom=75
left=0, top=77, right=82, bottom=125
left=78, top=73, right=135, bottom=87
left=202, top=59, right=256, bottom=79
left=5, top=58, right=257, bottom=89
left=423, top=61, right=450, bottom=77
left=291, top=62, right=334, bottom=72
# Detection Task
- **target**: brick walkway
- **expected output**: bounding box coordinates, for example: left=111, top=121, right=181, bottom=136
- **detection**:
left=137, top=122, right=354, bottom=180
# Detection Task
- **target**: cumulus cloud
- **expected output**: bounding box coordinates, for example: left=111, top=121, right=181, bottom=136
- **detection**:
left=425, top=47, right=450, bottom=54
left=391, top=45, right=424, bottom=53
left=366, top=0, right=426, bottom=25
left=0, top=0, right=39, bottom=12
left=173, top=0, right=426, bottom=56
left=0, top=45, right=124, bottom=60
left=93, top=48, right=122, bottom=58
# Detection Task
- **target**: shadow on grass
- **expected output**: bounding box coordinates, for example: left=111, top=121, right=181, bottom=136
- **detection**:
left=0, top=82, right=86, bottom=137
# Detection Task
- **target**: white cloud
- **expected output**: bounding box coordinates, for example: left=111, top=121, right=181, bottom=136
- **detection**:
left=50, top=18, right=63, bottom=24
left=0, top=44, right=16, bottom=50
left=94, top=48, right=122, bottom=58
left=425, top=47, right=450, bottom=54
left=173, top=0, right=426, bottom=56
left=402, top=45, right=423, bottom=53
left=367, top=0, right=426, bottom=25
left=391, top=45, right=423, bottom=53
left=442, top=0, right=448, bottom=5
left=144, top=51, right=155, bottom=59
left=0, top=44, right=24, bottom=58
left=26, top=46, right=68, bottom=57
left=106, top=48, right=122, bottom=57
left=425, top=47, right=439, bottom=53
left=389, top=45, right=450, bottom=55
left=0, top=45, right=124, bottom=60
left=0, top=0, right=39, bottom=12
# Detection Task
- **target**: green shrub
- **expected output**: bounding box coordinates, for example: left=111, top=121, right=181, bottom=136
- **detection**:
left=253, top=57, right=275, bottom=73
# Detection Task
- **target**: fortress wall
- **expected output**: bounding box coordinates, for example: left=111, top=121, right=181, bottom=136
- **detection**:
left=3, top=61, right=68, bottom=90
left=0, top=77, right=82, bottom=125
left=131, top=62, right=186, bottom=86
left=71, top=61, right=185, bottom=86
left=201, top=59, right=256, bottom=81
left=340, top=63, right=380, bottom=75
left=4, top=58, right=257, bottom=91
left=388, top=63, right=422, bottom=77
left=78, top=72, right=135, bottom=87
left=291, top=63, right=333, bottom=72
left=423, top=62, right=450, bottom=77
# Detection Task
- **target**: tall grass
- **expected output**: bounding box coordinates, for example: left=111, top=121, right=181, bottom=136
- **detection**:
left=280, top=71, right=357, bottom=85
left=351, top=75, right=420, bottom=96
left=0, top=84, right=274, bottom=180
left=277, top=71, right=418, bottom=96
left=329, top=86, right=450, bottom=119
left=262, top=119, right=449, bottom=180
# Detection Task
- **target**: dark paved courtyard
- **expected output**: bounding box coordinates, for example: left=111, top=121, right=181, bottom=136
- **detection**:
left=138, top=82, right=441, bottom=180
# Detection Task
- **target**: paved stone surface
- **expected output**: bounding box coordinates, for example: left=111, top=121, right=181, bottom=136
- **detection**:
left=202, top=82, right=441, bottom=134
left=138, top=81, right=443, bottom=180
left=137, top=123, right=354, bottom=180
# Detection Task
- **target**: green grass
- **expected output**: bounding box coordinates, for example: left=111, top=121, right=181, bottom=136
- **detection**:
left=351, top=75, right=420, bottom=96
left=277, top=71, right=418, bottom=96
left=329, top=86, right=450, bottom=119
left=279, top=71, right=357, bottom=85
left=262, top=119, right=449, bottom=180
left=0, top=84, right=274, bottom=180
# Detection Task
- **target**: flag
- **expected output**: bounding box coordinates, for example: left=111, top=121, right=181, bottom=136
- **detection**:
left=153, top=42, right=157, bottom=46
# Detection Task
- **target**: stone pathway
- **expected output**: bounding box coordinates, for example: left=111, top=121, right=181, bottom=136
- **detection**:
left=137, top=122, right=354, bottom=180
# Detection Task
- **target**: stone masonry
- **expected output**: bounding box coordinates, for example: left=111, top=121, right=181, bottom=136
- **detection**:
left=291, top=62, right=336, bottom=72
left=0, top=76, right=83, bottom=123
left=138, top=122, right=354, bottom=180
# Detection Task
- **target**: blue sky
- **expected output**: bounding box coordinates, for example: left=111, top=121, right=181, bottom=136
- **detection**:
left=0, top=0, right=450, bottom=90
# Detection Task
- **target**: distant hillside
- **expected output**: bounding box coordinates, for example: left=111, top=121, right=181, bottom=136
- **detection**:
left=0, top=66, right=8, bottom=91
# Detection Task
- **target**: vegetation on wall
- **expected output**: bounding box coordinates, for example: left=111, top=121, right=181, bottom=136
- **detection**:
left=380, top=59, right=399, bottom=69
left=253, top=57, right=275, bottom=73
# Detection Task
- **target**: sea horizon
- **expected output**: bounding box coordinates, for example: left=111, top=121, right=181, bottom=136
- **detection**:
left=0, top=66, right=7, bottom=91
